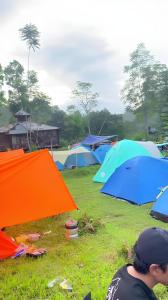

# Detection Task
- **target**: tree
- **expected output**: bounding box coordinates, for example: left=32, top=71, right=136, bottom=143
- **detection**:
left=122, top=43, right=155, bottom=136
left=30, top=92, right=52, bottom=123
left=122, top=43, right=154, bottom=110
left=0, top=64, right=6, bottom=109
left=64, top=110, right=86, bottom=143
left=4, top=60, right=29, bottom=113
left=27, top=70, right=39, bottom=100
left=89, top=109, right=124, bottom=137
left=4, top=60, right=40, bottom=114
left=72, top=81, right=99, bottom=134
left=19, top=24, right=40, bottom=89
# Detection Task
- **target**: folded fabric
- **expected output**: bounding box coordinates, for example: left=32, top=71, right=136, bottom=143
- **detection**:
left=15, top=233, right=41, bottom=244
left=26, top=246, right=47, bottom=258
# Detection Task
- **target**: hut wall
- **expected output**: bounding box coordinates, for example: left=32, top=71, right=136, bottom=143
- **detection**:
left=0, top=133, right=11, bottom=151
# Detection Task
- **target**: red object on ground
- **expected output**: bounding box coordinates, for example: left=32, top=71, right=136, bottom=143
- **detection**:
left=0, top=231, right=18, bottom=259
left=65, top=220, right=78, bottom=229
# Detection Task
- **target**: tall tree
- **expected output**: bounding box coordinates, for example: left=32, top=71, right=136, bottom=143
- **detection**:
left=122, top=43, right=154, bottom=110
left=4, top=60, right=40, bottom=114
left=19, top=24, right=40, bottom=90
left=72, top=81, right=99, bottom=134
left=122, top=43, right=154, bottom=136
left=0, top=64, right=6, bottom=109
left=4, top=60, right=28, bottom=113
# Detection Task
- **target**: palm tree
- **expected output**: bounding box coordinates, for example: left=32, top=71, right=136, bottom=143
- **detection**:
left=19, top=23, right=40, bottom=87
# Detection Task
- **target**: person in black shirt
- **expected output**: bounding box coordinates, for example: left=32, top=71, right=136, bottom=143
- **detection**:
left=106, top=227, right=168, bottom=300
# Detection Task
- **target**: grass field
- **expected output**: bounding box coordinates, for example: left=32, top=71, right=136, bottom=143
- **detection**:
left=1, top=165, right=168, bottom=299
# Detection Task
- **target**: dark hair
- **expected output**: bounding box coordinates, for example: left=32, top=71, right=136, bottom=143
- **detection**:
left=133, top=243, right=168, bottom=274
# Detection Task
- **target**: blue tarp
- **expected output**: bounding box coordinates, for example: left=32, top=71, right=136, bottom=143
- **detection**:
left=151, top=188, right=168, bottom=221
left=64, top=152, right=98, bottom=169
left=81, top=135, right=117, bottom=146
left=101, top=156, right=168, bottom=205
left=93, top=145, right=111, bottom=164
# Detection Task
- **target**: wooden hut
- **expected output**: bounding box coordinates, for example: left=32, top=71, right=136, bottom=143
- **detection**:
left=0, top=110, right=60, bottom=151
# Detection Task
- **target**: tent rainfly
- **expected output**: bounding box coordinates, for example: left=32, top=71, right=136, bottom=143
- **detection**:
left=0, top=149, right=77, bottom=227
left=81, top=135, right=117, bottom=147
left=0, top=149, right=24, bottom=161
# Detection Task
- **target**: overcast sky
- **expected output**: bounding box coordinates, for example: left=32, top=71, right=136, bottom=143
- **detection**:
left=1, top=0, right=168, bottom=113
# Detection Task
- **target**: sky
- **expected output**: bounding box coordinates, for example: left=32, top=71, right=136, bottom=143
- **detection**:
left=1, top=0, right=168, bottom=113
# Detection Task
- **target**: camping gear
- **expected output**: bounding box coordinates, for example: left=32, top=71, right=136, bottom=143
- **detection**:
left=50, top=150, right=70, bottom=164
left=51, top=146, right=98, bottom=168
left=101, top=156, right=168, bottom=205
left=48, top=277, right=61, bottom=288
left=93, top=144, right=111, bottom=164
left=16, top=233, right=41, bottom=244
left=0, top=149, right=77, bottom=227
left=64, top=151, right=98, bottom=169
left=26, top=246, right=47, bottom=258
left=151, top=187, right=168, bottom=222
left=12, top=247, right=27, bottom=258
left=65, top=220, right=78, bottom=239
left=81, top=135, right=117, bottom=148
left=43, top=231, right=52, bottom=235
left=94, top=139, right=162, bottom=183
left=0, top=231, right=19, bottom=259
left=51, top=146, right=90, bottom=164
left=60, top=279, right=73, bottom=292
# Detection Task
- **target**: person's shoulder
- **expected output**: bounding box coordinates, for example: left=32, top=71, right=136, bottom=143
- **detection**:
left=106, top=265, right=157, bottom=300
left=113, top=264, right=128, bottom=277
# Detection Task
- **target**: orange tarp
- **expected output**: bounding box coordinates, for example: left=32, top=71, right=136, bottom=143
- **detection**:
left=0, top=149, right=77, bottom=227
left=0, top=149, right=24, bottom=161
left=0, top=231, right=18, bottom=259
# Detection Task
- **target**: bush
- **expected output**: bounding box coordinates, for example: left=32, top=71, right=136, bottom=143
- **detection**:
left=78, top=214, right=104, bottom=235
left=118, top=242, right=133, bottom=261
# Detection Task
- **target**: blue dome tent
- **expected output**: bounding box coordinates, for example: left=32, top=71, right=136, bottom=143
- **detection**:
left=101, top=156, right=168, bottom=205
left=94, top=140, right=161, bottom=183
left=64, top=146, right=98, bottom=169
left=93, top=144, right=111, bottom=164
left=151, top=187, right=168, bottom=222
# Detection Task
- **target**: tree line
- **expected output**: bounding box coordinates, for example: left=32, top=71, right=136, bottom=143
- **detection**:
left=0, top=59, right=124, bottom=145
left=0, top=23, right=168, bottom=145
left=122, top=43, right=168, bottom=141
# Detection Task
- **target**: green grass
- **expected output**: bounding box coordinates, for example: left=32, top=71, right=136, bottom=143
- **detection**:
left=1, top=165, right=168, bottom=299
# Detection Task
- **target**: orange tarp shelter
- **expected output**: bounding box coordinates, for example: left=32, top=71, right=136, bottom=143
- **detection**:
left=0, top=149, right=77, bottom=227
left=0, top=149, right=24, bottom=161
left=0, top=231, right=18, bottom=259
